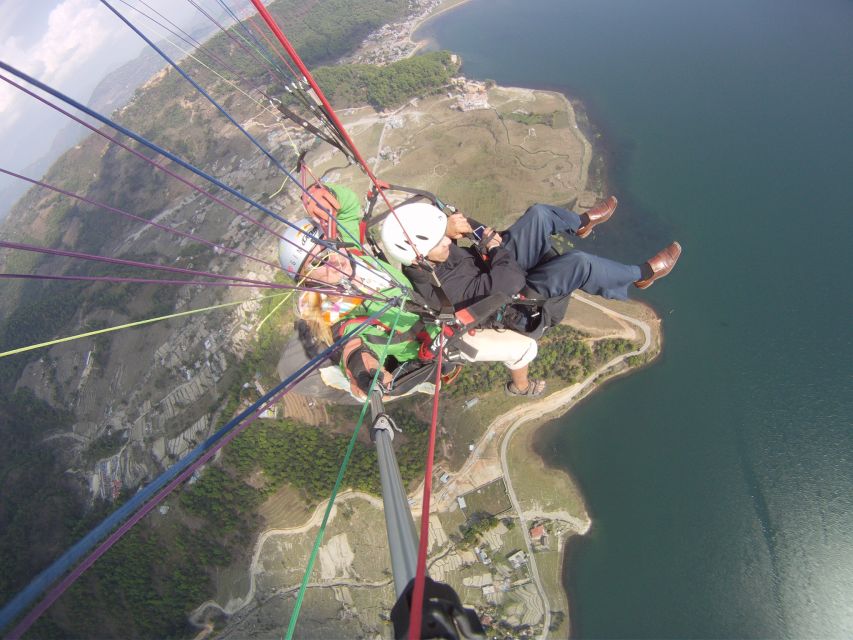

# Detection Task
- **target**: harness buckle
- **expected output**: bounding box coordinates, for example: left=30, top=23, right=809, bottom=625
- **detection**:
left=370, top=413, right=401, bottom=442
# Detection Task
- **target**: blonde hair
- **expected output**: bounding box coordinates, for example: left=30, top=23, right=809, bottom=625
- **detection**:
left=298, top=291, right=334, bottom=346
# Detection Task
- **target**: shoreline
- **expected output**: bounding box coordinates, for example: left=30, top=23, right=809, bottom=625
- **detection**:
left=213, top=4, right=662, bottom=631
left=408, top=0, right=477, bottom=55
left=497, top=293, right=656, bottom=637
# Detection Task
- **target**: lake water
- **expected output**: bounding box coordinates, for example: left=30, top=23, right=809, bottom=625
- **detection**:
left=417, top=0, right=853, bottom=637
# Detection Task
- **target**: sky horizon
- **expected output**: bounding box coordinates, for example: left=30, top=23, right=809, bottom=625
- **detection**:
left=0, top=0, right=248, bottom=218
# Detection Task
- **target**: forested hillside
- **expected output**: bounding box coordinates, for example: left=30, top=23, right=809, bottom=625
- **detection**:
left=0, top=1, right=453, bottom=636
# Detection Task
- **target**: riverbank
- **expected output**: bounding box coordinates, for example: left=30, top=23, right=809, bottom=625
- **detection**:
left=499, top=293, right=659, bottom=637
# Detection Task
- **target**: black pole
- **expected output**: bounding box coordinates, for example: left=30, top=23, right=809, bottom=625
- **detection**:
left=369, top=391, right=419, bottom=597
left=369, top=390, right=486, bottom=639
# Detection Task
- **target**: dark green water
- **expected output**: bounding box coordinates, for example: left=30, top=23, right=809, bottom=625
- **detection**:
left=417, top=0, right=853, bottom=637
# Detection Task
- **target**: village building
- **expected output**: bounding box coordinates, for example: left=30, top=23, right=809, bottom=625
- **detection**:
left=529, top=523, right=549, bottom=548
left=508, top=550, right=527, bottom=569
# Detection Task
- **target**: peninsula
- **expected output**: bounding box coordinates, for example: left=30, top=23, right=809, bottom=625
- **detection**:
left=0, top=1, right=662, bottom=638
left=198, top=80, right=662, bottom=639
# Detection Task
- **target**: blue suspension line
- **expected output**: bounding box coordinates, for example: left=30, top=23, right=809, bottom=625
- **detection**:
left=102, top=0, right=298, bottom=191
left=98, top=1, right=396, bottom=286
left=0, top=62, right=348, bottom=261
left=0, top=300, right=396, bottom=633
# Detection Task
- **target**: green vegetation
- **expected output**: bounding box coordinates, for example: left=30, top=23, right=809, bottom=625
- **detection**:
left=314, top=51, right=459, bottom=109
left=458, top=515, right=498, bottom=547
left=53, top=525, right=219, bottom=639
left=594, top=337, right=634, bottom=362
left=460, top=478, right=512, bottom=520
left=228, top=418, right=381, bottom=499
left=627, top=353, right=647, bottom=367
left=228, top=406, right=428, bottom=500
left=279, top=0, right=408, bottom=65
left=0, top=281, right=84, bottom=390
left=219, top=0, right=409, bottom=77
left=500, top=110, right=557, bottom=127
left=84, top=430, right=126, bottom=463
left=448, top=325, right=636, bottom=397
left=0, top=389, right=79, bottom=608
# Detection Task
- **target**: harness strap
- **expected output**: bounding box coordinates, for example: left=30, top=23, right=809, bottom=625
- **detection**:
left=334, top=315, right=426, bottom=346
left=274, top=101, right=351, bottom=158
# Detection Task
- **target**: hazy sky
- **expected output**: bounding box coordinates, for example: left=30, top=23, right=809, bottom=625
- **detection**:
left=0, top=0, right=202, bottom=187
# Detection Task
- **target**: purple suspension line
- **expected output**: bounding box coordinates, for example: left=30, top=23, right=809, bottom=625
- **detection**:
left=0, top=74, right=389, bottom=296
left=0, top=167, right=282, bottom=273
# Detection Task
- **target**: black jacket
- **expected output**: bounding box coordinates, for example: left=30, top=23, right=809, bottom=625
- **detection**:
left=403, top=242, right=526, bottom=311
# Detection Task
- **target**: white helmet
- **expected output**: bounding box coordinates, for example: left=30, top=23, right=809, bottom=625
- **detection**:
left=278, top=217, right=324, bottom=279
left=380, top=202, right=447, bottom=266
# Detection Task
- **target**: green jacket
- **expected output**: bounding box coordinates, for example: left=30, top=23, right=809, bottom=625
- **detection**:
left=326, top=183, right=362, bottom=247
left=325, top=183, right=440, bottom=366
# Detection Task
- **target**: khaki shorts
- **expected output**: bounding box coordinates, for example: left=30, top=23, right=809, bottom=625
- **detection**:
left=458, top=328, right=537, bottom=371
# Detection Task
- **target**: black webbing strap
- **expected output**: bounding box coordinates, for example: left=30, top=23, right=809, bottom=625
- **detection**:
left=274, top=101, right=352, bottom=157
left=283, top=81, right=358, bottom=162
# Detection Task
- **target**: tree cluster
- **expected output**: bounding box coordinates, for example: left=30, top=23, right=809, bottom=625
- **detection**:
left=0, top=390, right=79, bottom=609
left=314, top=51, right=459, bottom=109
left=458, top=515, right=498, bottom=547
left=448, top=325, right=637, bottom=397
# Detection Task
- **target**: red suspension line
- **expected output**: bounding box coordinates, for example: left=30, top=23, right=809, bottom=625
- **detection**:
left=250, top=0, right=373, bottom=179
left=248, top=0, right=427, bottom=263
left=409, top=332, right=445, bottom=639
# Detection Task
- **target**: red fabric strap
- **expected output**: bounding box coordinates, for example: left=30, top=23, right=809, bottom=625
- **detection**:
left=408, top=333, right=444, bottom=639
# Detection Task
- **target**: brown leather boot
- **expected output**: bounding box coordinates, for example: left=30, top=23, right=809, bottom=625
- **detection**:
left=635, top=241, right=682, bottom=289
left=577, top=196, right=618, bottom=238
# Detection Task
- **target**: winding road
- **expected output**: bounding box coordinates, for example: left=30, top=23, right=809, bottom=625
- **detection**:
left=195, top=298, right=653, bottom=636
left=498, top=293, right=652, bottom=639
left=189, top=491, right=384, bottom=626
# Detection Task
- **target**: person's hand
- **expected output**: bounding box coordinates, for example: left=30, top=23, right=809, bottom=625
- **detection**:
left=349, top=366, right=392, bottom=400
left=483, top=227, right=502, bottom=250
left=445, top=212, right=473, bottom=239
left=343, top=342, right=393, bottom=399
left=347, top=351, right=393, bottom=399
left=302, top=184, right=339, bottom=222
left=303, top=248, right=351, bottom=284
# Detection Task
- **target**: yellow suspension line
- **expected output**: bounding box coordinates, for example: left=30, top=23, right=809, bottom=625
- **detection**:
left=256, top=266, right=318, bottom=330
left=0, top=292, right=290, bottom=359
left=267, top=175, right=290, bottom=200
left=255, top=293, right=292, bottom=330
left=155, top=33, right=305, bottom=159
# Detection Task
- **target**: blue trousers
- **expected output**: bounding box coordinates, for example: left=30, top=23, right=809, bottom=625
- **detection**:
left=502, top=204, right=642, bottom=300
